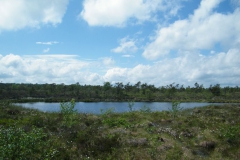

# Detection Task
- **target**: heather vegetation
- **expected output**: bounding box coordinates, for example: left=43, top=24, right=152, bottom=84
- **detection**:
left=1, top=82, right=240, bottom=159
left=0, top=100, right=240, bottom=159
left=0, top=82, right=240, bottom=103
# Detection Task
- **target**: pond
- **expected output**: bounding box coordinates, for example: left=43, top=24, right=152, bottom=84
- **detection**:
left=14, top=102, right=222, bottom=114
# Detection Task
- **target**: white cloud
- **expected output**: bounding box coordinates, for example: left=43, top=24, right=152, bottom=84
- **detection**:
left=0, top=0, right=69, bottom=31
left=143, top=0, right=240, bottom=60
left=0, top=49, right=239, bottom=86
left=101, top=57, right=115, bottom=66
left=80, top=0, right=185, bottom=27
left=36, top=41, right=59, bottom=45
left=112, top=37, right=138, bottom=53
left=104, top=68, right=129, bottom=83
left=0, top=54, right=93, bottom=84
left=43, top=48, right=50, bottom=53
left=210, top=50, right=215, bottom=54
left=122, top=55, right=135, bottom=58
left=104, top=49, right=240, bottom=87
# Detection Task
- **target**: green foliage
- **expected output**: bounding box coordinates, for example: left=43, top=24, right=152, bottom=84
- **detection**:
left=0, top=119, right=15, bottom=126
left=60, top=98, right=78, bottom=127
left=103, top=117, right=129, bottom=128
left=1, top=82, right=240, bottom=103
left=60, top=99, right=77, bottom=114
left=128, top=101, right=135, bottom=112
left=140, top=105, right=151, bottom=113
left=0, top=100, right=11, bottom=107
left=0, top=126, right=58, bottom=159
left=100, top=108, right=129, bottom=127
left=209, top=84, right=221, bottom=96
left=168, top=102, right=183, bottom=118
left=220, top=124, right=240, bottom=143
left=1, top=100, right=240, bottom=159
left=100, top=107, right=115, bottom=116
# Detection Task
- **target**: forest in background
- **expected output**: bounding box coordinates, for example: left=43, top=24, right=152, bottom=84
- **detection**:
left=0, top=82, right=240, bottom=103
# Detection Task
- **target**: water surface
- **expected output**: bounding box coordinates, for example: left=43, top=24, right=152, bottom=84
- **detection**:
left=15, top=102, right=221, bottom=114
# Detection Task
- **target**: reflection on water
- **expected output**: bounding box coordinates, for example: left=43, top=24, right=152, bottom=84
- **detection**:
left=15, top=102, right=221, bottom=114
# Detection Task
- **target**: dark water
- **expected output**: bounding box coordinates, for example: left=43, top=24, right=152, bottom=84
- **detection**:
left=14, top=102, right=221, bottom=114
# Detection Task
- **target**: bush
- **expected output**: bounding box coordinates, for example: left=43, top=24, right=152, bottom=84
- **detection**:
left=168, top=102, right=183, bottom=118
left=140, top=105, right=151, bottom=113
left=60, top=99, right=78, bottom=127
left=0, top=126, right=58, bottom=159
left=128, top=101, right=135, bottom=112
left=103, top=117, right=129, bottom=128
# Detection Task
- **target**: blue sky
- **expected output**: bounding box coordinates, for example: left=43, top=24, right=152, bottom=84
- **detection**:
left=0, top=0, right=239, bottom=87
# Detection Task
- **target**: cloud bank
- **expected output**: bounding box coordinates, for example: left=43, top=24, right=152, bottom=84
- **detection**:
left=105, top=49, right=240, bottom=87
left=1, top=49, right=239, bottom=87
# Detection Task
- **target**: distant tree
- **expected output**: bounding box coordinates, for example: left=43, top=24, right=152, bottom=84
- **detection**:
left=179, top=85, right=185, bottom=92
left=141, top=83, right=147, bottom=95
left=103, top=82, right=111, bottom=93
left=165, top=83, right=177, bottom=97
left=209, top=84, right=221, bottom=96
left=194, top=82, right=204, bottom=93
left=124, top=82, right=132, bottom=93
left=134, top=81, right=141, bottom=93
left=103, top=82, right=111, bottom=91
left=115, top=82, right=124, bottom=97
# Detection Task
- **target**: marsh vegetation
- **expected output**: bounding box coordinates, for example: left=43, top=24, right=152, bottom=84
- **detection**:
left=0, top=100, right=239, bottom=159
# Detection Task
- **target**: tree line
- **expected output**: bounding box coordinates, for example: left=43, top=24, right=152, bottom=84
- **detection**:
left=0, top=82, right=239, bottom=102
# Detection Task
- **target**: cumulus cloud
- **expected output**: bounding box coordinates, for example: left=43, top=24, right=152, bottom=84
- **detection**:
left=0, top=54, right=94, bottom=84
left=104, top=49, right=240, bottom=87
left=0, top=49, right=239, bottom=87
left=0, top=0, right=69, bottom=31
left=143, top=0, right=240, bottom=60
left=111, top=37, right=138, bottom=53
left=80, top=0, right=184, bottom=27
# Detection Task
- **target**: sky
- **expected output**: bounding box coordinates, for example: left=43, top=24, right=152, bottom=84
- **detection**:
left=0, top=0, right=240, bottom=87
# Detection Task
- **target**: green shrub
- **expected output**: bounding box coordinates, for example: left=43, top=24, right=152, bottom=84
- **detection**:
left=100, top=108, right=130, bottom=127
left=60, top=99, right=78, bottom=127
left=168, top=102, right=183, bottom=118
left=0, top=119, right=15, bottom=126
left=100, top=107, right=115, bottom=116
left=140, top=105, right=151, bottom=113
left=128, top=101, right=135, bottom=112
left=0, top=126, right=58, bottom=159
left=103, top=117, right=129, bottom=127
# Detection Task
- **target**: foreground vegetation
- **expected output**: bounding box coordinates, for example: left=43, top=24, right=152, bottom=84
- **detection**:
left=1, top=82, right=240, bottom=102
left=0, top=101, right=240, bottom=159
